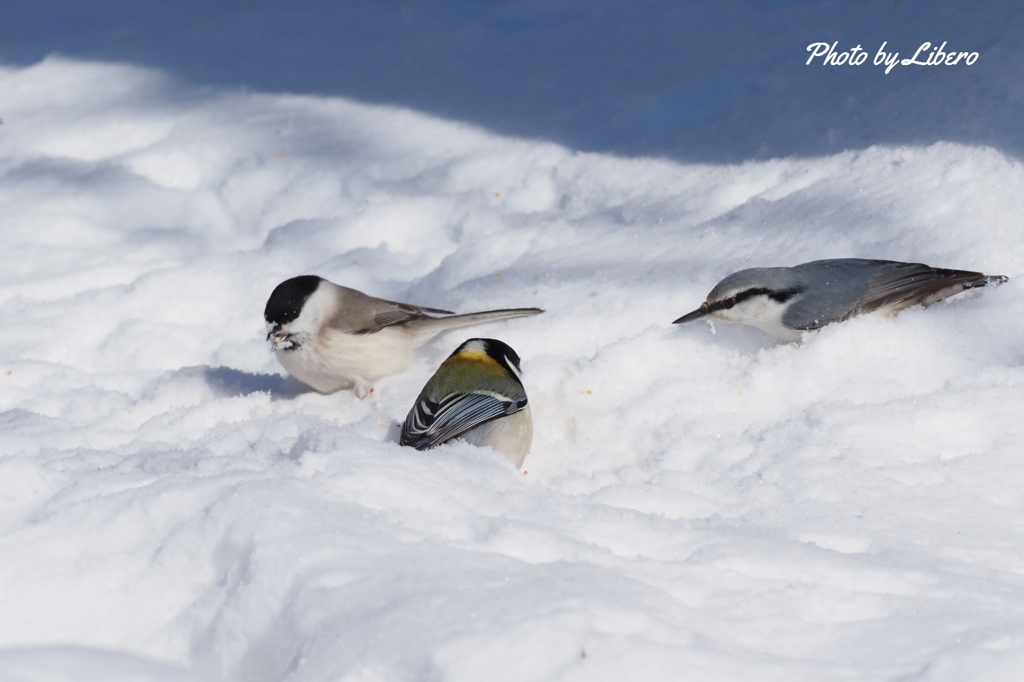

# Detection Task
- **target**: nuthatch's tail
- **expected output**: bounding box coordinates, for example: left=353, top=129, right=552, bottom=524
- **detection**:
left=967, top=274, right=1009, bottom=289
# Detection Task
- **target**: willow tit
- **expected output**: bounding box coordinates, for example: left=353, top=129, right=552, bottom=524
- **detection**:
left=674, top=258, right=1008, bottom=341
left=400, top=338, right=533, bottom=468
left=265, top=276, right=543, bottom=397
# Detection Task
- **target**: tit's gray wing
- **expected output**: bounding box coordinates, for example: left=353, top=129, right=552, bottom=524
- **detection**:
left=326, top=285, right=455, bottom=335
left=783, top=259, right=995, bottom=330
left=401, top=391, right=527, bottom=450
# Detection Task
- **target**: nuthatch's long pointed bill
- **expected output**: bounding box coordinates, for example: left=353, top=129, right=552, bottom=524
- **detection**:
left=673, top=306, right=708, bottom=324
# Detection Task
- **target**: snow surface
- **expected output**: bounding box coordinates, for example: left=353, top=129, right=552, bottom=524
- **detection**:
left=2, top=4, right=1024, bottom=682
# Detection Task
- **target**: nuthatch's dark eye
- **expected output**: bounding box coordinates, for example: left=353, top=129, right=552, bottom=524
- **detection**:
left=723, top=298, right=735, bottom=309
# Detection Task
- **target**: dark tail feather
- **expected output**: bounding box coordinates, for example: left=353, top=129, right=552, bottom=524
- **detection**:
left=965, top=274, right=1009, bottom=289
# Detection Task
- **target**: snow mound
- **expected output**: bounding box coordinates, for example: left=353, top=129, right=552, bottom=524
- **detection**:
left=1, top=57, right=1023, bottom=681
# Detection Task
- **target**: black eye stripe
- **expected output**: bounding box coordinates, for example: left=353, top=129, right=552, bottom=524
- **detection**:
left=708, top=287, right=803, bottom=313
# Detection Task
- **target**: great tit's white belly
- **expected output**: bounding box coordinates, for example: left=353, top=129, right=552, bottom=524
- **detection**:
left=459, top=405, right=533, bottom=469
left=275, top=326, right=415, bottom=395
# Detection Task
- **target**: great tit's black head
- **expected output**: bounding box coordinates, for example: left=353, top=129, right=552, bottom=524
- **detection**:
left=264, top=275, right=324, bottom=327
left=452, top=338, right=524, bottom=383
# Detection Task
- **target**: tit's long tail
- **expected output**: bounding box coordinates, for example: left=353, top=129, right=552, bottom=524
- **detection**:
left=406, top=308, right=543, bottom=338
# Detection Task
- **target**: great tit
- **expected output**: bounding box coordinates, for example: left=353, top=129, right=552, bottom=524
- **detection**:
left=400, top=338, right=533, bottom=468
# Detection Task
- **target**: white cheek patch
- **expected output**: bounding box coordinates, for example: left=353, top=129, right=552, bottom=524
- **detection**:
left=505, top=355, right=522, bottom=379
left=727, top=296, right=786, bottom=324
left=709, top=294, right=803, bottom=341
left=288, top=285, right=332, bottom=336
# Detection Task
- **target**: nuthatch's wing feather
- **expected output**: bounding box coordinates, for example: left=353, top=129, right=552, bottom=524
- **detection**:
left=324, top=285, right=455, bottom=335
left=400, top=392, right=527, bottom=450
left=783, top=259, right=1000, bottom=330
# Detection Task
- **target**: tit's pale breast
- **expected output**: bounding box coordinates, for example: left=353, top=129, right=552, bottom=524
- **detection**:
left=276, top=325, right=416, bottom=395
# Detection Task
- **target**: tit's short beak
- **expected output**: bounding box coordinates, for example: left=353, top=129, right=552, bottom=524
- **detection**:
left=672, top=304, right=709, bottom=324
left=267, top=327, right=291, bottom=349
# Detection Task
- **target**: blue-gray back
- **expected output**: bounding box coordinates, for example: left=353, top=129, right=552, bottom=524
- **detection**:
left=779, top=259, right=990, bottom=330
